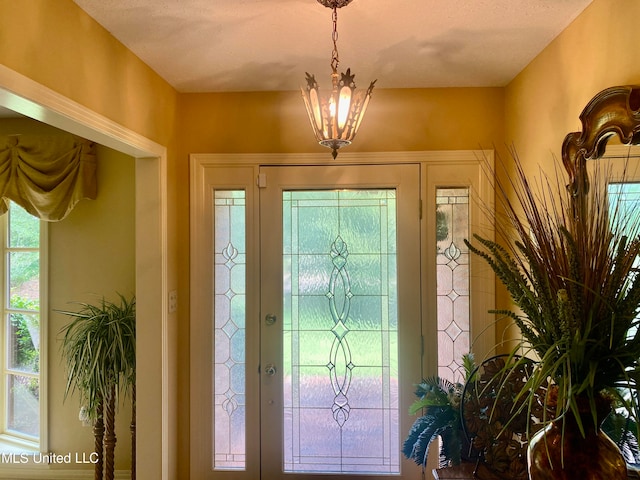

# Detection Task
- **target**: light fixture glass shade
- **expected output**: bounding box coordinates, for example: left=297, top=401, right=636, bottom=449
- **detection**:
left=301, top=68, right=375, bottom=159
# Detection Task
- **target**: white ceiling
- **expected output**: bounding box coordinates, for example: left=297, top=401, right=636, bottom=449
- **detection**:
left=71, top=0, right=593, bottom=93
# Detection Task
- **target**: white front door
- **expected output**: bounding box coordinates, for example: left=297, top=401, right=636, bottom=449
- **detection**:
left=258, top=164, right=422, bottom=479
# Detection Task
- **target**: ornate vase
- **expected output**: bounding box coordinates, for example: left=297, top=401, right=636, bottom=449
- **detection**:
left=527, top=395, right=627, bottom=480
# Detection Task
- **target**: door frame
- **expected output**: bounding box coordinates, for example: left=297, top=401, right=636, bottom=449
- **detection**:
left=189, top=150, right=495, bottom=478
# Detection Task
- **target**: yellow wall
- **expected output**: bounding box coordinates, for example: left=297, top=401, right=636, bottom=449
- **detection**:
left=0, top=0, right=180, bottom=477
left=178, top=87, right=504, bottom=154
left=498, top=0, right=640, bottom=336
left=506, top=0, right=640, bottom=174
left=0, top=0, right=177, bottom=145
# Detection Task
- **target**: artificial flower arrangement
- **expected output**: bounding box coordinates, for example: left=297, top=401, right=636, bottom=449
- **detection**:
left=465, top=147, right=640, bottom=478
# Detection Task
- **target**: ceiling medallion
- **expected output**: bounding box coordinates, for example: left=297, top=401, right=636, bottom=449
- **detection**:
left=301, top=0, right=376, bottom=159
left=316, top=0, right=354, bottom=7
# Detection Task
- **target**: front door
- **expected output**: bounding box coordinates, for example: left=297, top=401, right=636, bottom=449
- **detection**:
left=259, top=164, right=422, bottom=479
left=190, top=162, right=423, bottom=479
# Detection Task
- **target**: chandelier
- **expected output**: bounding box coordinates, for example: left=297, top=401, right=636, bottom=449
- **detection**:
left=301, top=0, right=376, bottom=159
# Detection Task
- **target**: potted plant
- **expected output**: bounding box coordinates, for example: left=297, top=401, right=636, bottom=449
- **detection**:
left=58, top=294, right=135, bottom=480
left=464, top=85, right=640, bottom=480
left=403, top=354, right=475, bottom=471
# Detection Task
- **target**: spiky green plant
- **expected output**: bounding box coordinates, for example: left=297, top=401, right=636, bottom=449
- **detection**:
left=465, top=151, right=640, bottom=439
left=58, top=294, right=136, bottom=420
left=58, top=293, right=136, bottom=480
left=403, top=353, right=476, bottom=469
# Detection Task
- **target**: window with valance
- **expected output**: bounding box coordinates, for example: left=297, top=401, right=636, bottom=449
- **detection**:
left=0, top=133, right=96, bottom=450
left=0, top=134, right=97, bottom=222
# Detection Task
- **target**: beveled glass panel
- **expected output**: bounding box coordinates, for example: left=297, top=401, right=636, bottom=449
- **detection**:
left=213, top=190, right=246, bottom=470
left=436, top=187, right=470, bottom=382
left=282, top=189, right=399, bottom=474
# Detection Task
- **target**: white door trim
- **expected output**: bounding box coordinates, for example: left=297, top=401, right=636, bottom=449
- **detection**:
left=190, top=151, right=496, bottom=478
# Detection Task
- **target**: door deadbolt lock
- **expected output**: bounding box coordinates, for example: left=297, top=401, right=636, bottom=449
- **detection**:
left=265, top=313, right=277, bottom=326
left=264, top=363, right=277, bottom=376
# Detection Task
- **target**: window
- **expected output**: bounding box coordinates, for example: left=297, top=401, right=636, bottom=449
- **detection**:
left=0, top=201, right=45, bottom=449
left=436, top=187, right=470, bottom=383
left=607, top=182, right=640, bottom=338
left=213, top=190, right=247, bottom=469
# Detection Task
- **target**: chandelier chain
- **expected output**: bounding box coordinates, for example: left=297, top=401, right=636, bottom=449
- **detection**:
left=303, top=0, right=375, bottom=159
left=331, top=6, right=339, bottom=73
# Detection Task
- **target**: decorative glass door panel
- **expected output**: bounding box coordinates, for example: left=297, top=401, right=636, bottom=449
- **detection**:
left=260, top=165, right=421, bottom=480
left=282, top=189, right=398, bottom=473
left=435, top=187, right=470, bottom=383
left=213, top=190, right=247, bottom=470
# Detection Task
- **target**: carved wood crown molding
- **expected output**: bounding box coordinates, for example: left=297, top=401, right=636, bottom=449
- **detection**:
left=562, top=85, right=640, bottom=199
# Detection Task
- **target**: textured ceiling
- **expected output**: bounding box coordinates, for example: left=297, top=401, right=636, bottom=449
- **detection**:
left=72, top=1, right=589, bottom=93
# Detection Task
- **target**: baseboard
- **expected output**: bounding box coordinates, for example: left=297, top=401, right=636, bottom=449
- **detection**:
left=0, top=467, right=130, bottom=479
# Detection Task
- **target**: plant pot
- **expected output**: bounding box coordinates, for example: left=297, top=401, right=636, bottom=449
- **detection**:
left=527, top=395, right=627, bottom=479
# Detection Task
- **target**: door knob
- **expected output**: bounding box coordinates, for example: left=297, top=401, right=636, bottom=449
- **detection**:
left=264, top=363, right=277, bottom=376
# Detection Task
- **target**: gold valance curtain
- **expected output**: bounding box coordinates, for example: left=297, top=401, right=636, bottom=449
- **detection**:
left=0, top=134, right=97, bottom=221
